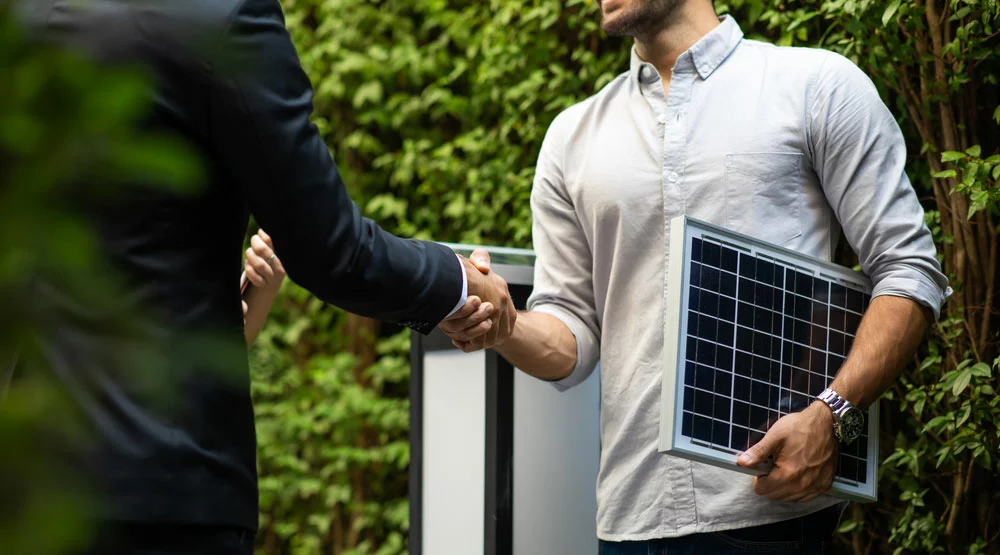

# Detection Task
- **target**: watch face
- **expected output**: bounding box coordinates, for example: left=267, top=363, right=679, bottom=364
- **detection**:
left=838, top=408, right=865, bottom=443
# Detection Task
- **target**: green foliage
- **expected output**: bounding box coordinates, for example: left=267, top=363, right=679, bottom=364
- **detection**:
left=256, top=1, right=1000, bottom=554
left=283, top=0, right=629, bottom=247
left=252, top=283, right=412, bottom=555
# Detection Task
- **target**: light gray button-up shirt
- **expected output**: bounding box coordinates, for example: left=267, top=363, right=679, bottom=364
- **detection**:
left=526, top=16, right=949, bottom=541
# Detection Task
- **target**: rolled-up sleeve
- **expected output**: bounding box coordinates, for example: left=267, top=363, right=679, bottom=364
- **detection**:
left=809, top=52, right=950, bottom=319
left=527, top=116, right=601, bottom=391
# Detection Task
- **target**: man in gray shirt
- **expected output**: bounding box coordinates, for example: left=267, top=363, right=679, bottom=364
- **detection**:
left=441, top=0, right=949, bottom=552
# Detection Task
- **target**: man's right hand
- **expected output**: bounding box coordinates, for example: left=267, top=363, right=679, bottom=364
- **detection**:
left=440, top=249, right=515, bottom=351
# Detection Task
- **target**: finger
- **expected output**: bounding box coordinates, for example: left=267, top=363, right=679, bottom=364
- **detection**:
left=441, top=302, right=495, bottom=335
left=470, top=249, right=491, bottom=274
left=752, top=474, right=789, bottom=500
left=737, top=431, right=782, bottom=469
left=242, top=300, right=248, bottom=316
left=443, top=296, right=482, bottom=322
left=484, top=299, right=500, bottom=348
left=754, top=469, right=808, bottom=501
left=500, top=283, right=515, bottom=343
left=245, top=261, right=266, bottom=287
left=446, top=319, right=493, bottom=342
left=247, top=247, right=275, bottom=282
left=250, top=234, right=275, bottom=259
left=797, top=490, right=822, bottom=503
left=453, top=339, right=482, bottom=353
left=257, top=228, right=273, bottom=248
left=255, top=230, right=285, bottom=274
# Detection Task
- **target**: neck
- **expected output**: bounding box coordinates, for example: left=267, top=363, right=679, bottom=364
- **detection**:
left=634, top=3, right=720, bottom=78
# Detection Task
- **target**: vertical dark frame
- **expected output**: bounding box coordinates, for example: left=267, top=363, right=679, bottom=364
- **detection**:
left=484, top=352, right=514, bottom=555
left=408, top=331, right=426, bottom=555
left=408, top=282, right=531, bottom=555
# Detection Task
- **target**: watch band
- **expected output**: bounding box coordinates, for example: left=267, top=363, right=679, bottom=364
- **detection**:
left=817, top=387, right=853, bottom=417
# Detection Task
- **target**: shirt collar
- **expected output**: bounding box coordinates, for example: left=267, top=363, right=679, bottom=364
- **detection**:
left=629, top=15, right=744, bottom=85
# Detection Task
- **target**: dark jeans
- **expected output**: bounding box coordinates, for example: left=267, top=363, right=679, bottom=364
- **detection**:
left=82, top=522, right=254, bottom=555
left=600, top=504, right=843, bottom=555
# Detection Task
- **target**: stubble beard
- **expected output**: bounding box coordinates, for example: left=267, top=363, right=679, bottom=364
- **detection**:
left=600, top=0, right=682, bottom=40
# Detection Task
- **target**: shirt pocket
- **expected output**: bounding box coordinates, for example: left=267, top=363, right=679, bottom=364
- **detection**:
left=724, top=152, right=804, bottom=246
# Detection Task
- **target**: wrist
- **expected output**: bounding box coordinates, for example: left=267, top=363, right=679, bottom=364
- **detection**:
left=808, top=399, right=835, bottom=424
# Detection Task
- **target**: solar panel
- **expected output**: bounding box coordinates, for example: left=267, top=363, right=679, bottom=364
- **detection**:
left=658, top=216, right=879, bottom=502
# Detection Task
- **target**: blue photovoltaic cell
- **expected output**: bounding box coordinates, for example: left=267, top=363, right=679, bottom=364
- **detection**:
left=682, top=236, right=872, bottom=484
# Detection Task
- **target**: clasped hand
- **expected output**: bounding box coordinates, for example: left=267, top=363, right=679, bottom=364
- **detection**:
left=736, top=401, right=838, bottom=503
left=438, top=249, right=515, bottom=351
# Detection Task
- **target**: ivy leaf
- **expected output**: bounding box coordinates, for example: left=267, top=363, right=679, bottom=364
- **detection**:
left=952, top=367, right=973, bottom=396
left=968, top=190, right=988, bottom=219
left=956, top=403, right=972, bottom=427
left=993, top=104, right=1000, bottom=125
left=965, top=145, right=982, bottom=158
left=941, top=151, right=965, bottom=162
left=933, top=169, right=957, bottom=179
left=882, top=0, right=902, bottom=25
left=838, top=519, right=861, bottom=533
left=970, top=362, right=992, bottom=378
left=923, top=415, right=951, bottom=433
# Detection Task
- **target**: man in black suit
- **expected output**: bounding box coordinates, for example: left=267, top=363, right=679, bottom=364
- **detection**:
left=14, top=1, right=512, bottom=553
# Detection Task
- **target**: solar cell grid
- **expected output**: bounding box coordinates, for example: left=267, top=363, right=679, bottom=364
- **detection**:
left=662, top=218, right=878, bottom=501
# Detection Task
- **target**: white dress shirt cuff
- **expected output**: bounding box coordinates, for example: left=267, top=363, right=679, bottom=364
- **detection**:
left=445, top=254, right=469, bottom=319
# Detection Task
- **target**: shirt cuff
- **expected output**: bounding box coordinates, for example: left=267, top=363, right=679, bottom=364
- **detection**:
left=445, top=254, right=468, bottom=319
left=530, top=303, right=601, bottom=392
left=870, top=269, right=949, bottom=321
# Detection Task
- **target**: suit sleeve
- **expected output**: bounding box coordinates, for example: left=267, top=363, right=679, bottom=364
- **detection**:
left=207, top=0, right=462, bottom=333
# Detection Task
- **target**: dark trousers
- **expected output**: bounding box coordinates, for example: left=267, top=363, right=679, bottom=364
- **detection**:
left=82, top=522, right=254, bottom=555
left=600, top=504, right=843, bottom=555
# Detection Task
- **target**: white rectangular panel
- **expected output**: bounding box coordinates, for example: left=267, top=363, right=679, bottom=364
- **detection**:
left=513, top=366, right=600, bottom=555
left=422, top=350, right=486, bottom=555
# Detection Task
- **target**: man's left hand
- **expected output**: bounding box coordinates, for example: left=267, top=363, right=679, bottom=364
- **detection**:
left=736, top=401, right=838, bottom=503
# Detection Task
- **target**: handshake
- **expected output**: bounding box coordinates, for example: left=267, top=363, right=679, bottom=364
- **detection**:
left=439, top=249, right=517, bottom=352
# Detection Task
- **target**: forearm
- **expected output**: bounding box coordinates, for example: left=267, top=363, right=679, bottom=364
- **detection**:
left=243, top=280, right=283, bottom=346
left=828, top=295, right=931, bottom=408
left=495, top=311, right=577, bottom=381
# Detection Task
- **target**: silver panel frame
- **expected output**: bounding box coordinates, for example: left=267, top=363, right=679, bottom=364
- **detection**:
left=658, top=216, right=879, bottom=503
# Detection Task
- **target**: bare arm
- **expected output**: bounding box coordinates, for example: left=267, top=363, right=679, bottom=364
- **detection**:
left=493, top=312, right=577, bottom=381
left=441, top=253, right=579, bottom=381
left=445, top=306, right=578, bottom=381
left=827, top=295, right=931, bottom=408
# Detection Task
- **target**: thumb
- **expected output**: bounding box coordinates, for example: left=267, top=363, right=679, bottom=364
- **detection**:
left=470, top=249, right=491, bottom=274
left=738, top=433, right=782, bottom=468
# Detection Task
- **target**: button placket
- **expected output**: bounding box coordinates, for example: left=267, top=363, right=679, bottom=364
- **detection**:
left=661, top=73, right=691, bottom=213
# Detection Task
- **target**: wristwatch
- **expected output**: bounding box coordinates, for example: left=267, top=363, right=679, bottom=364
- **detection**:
left=816, top=388, right=865, bottom=444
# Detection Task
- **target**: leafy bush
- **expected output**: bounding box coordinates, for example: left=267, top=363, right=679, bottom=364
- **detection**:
left=252, top=284, right=411, bottom=555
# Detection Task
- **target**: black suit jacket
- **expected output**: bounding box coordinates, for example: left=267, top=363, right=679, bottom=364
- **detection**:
left=17, top=0, right=462, bottom=529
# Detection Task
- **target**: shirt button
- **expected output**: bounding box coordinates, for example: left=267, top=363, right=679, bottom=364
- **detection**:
left=668, top=172, right=679, bottom=183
